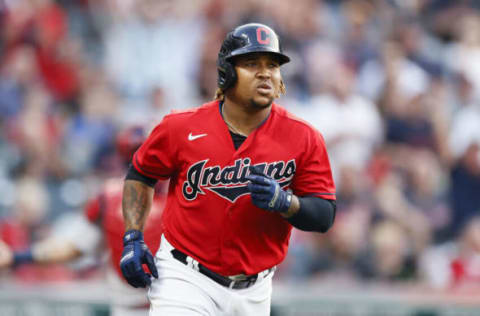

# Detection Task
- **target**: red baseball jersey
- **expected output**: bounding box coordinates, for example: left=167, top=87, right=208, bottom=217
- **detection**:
left=133, top=100, right=335, bottom=275
left=85, top=178, right=166, bottom=278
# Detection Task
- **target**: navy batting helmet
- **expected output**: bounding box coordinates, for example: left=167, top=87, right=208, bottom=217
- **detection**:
left=217, top=23, right=290, bottom=90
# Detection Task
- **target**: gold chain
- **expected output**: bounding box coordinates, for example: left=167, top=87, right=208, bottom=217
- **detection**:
left=222, top=106, right=248, bottom=137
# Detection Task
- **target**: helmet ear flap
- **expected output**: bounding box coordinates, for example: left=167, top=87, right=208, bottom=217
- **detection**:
left=217, top=59, right=237, bottom=90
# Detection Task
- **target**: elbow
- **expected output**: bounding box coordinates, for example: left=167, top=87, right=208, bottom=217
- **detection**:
left=318, top=204, right=336, bottom=233
left=301, top=217, right=334, bottom=233
left=319, top=218, right=334, bottom=233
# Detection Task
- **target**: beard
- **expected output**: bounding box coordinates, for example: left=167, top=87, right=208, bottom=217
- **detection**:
left=249, top=96, right=273, bottom=109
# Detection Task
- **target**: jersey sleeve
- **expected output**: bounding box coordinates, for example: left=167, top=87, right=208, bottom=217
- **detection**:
left=291, top=130, right=336, bottom=200
left=132, top=116, right=177, bottom=180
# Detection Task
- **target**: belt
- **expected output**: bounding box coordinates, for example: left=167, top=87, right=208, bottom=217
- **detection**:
left=170, top=249, right=273, bottom=290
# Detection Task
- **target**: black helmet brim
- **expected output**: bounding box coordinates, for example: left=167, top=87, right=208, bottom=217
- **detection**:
left=226, top=46, right=290, bottom=65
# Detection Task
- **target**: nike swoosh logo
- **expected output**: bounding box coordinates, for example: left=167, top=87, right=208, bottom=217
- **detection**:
left=188, top=132, right=208, bottom=141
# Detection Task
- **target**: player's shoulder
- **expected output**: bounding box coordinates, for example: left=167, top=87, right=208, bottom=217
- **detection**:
left=163, top=101, right=219, bottom=121
left=147, top=101, right=218, bottom=136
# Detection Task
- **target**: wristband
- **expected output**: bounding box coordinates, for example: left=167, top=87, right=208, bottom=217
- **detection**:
left=123, top=230, right=143, bottom=245
left=13, top=249, right=34, bottom=266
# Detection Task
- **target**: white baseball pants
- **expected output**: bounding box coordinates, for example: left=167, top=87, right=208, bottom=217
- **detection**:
left=148, top=235, right=274, bottom=316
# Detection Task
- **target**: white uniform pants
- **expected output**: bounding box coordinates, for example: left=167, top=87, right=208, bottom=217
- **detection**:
left=148, top=235, right=274, bottom=316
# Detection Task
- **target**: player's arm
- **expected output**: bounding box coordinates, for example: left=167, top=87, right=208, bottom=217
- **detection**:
left=282, top=196, right=336, bottom=232
left=120, top=175, right=158, bottom=288
left=247, top=127, right=336, bottom=233
left=120, top=119, right=172, bottom=287
left=0, top=240, right=14, bottom=269
left=0, top=212, right=103, bottom=269
left=122, top=179, right=155, bottom=231
left=23, top=238, right=83, bottom=264
left=247, top=170, right=336, bottom=232
left=281, top=195, right=336, bottom=233
left=0, top=237, right=83, bottom=269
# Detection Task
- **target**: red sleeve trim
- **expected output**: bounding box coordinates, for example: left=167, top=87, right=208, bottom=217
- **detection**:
left=132, top=154, right=171, bottom=180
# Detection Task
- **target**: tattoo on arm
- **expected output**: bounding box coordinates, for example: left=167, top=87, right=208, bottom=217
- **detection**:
left=122, top=180, right=154, bottom=231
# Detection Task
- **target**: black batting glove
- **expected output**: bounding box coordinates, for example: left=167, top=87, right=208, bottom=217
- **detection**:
left=120, top=230, right=158, bottom=288
left=246, top=168, right=292, bottom=213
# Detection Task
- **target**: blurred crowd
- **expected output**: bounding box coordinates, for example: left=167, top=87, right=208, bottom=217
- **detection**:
left=0, top=0, right=479, bottom=292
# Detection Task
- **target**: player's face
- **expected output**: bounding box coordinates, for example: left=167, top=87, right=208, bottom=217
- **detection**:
left=231, top=53, right=282, bottom=109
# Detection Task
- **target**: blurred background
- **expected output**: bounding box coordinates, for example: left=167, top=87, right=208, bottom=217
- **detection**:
left=0, top=0, right=479, bottom=315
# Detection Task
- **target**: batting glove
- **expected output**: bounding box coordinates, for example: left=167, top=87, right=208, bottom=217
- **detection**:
left=246, top=168, right=292, bottom=213
left=120, top=230, right=158, bottom=288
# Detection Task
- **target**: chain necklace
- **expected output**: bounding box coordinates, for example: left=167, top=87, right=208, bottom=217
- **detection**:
left=222, top=105, right=248, bottom=137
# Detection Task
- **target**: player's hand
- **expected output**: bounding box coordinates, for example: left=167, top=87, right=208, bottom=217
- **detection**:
left=120, top=230, right=158, bottom=288
left=0, top=240, right=13, bottom=269
left=246, top=168, right=292, bottom=213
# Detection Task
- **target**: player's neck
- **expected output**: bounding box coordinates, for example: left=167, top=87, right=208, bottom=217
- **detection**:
left=222, top=99, right=271, bottom=136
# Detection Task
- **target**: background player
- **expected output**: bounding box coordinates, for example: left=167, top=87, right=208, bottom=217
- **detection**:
left=0, top=126, right=166, bottom=316
left=120, top=23, right=336, bottom=316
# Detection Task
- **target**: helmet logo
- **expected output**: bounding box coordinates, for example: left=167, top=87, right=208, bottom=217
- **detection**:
left=256, top=27, right=271, bottom=45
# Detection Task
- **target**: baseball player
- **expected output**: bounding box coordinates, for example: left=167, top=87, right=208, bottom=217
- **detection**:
left=120, top=23, right=336, bottom=316
left=0, top=127, right=166, bottom=316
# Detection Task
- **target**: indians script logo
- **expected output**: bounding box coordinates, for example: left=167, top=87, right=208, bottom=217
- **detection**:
left=182, top=158, right=296, bottom=202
